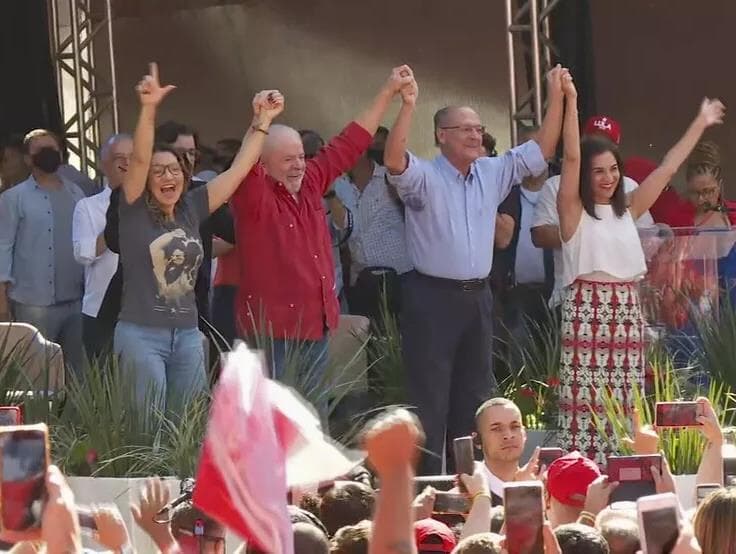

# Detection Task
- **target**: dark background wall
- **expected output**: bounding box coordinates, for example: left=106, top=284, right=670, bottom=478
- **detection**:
left=590, top=0, right=735, bottom=191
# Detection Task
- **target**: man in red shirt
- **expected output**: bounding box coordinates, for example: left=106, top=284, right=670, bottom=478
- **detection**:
left=231, top=66, right=414, bottom=390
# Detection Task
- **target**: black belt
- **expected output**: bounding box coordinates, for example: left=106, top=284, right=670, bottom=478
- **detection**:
left=414, top=270, right=489, bottom=291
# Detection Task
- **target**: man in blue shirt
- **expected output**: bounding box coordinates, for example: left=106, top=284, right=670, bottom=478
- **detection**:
left=0, top=129, right=85, bottom=375
left=384, top=67, right=566, bottom=473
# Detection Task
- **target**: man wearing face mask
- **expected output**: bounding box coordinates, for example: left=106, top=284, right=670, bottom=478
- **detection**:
left=333, top=126, right=412, bottom=323
left=0, top=129, right=85, bottom=375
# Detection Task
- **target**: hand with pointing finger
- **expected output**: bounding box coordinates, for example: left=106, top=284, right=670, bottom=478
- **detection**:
left=135, top=62, right=176, bottom=107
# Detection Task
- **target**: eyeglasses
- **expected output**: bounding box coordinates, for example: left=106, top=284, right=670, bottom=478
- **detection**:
left=150, top=163, right=183, bottom=177
left=688, top=187, right=720, bottom=200
left=440, top=125, right=486, bottom=135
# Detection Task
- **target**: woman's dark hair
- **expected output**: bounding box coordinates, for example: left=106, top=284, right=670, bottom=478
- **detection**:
left=580, top=135, right=627, bottom=219
left=145, top=143, right=191, bottom=225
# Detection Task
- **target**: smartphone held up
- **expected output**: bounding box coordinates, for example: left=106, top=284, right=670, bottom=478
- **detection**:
left=637, top=493, right=680, bottom=554
left=655, top=402, right=702, bottom=428
left=0, top=424, right=49, bottom=538
left=504, top=481, right=544, bottom=554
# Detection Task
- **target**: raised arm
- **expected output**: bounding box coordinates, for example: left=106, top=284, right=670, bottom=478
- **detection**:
left=385, top=74, right=418, bottom=175
left=355, top=65, right=413, bottom=136
left=123, top=63, right=176, bottom=205
left=557, top=73, right=583, bottom=243
left=629, top=98, right=726, bottom=220
left=366, top=409, right=423, bottom=554
left=535, top=65, right=566, bottom=159
left=206, top=90, right=284, bottom=213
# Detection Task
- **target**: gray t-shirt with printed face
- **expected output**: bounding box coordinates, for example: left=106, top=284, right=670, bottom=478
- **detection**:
left=118, top=186, right=209, bottom=329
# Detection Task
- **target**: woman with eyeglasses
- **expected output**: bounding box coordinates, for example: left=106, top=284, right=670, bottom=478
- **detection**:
left=115, top=62, right=284, bottom=413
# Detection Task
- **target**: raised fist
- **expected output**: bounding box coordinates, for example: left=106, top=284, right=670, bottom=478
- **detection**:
left=699, top=98, right=726, bottom=128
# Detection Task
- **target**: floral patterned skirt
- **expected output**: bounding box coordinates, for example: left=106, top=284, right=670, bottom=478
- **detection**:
left=557, top=280, right=644, bottom=465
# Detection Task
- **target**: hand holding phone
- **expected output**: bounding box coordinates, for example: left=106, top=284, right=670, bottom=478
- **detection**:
left=453, top=436, right=475, bottom=492
left=504, top=481, right=544, bottom=554
left=538, top=447, right=564, bottom=469
left=432, top=491, right=471, bottom=515
left=607, top=455, right=662, bottom=503
left=637, top=493, right=680, bottom=554
left=655, top=402, right=702, bottom=428
left=0, top=424, right=49, bottom=540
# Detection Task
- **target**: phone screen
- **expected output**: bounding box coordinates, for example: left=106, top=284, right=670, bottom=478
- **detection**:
left=432, top=492, right=471, bottom=514
left=0, top=409, right=19, bottom=427
left=723, top=454, right=736, bottom=487
left=0, top=430, right=47, bottom=532
left=453, top=437, right=475, bottom=476
left=696, top=485, right=720, bottom=505
left=504, top=484, right=544, bottom=554
left=539, top=448, right=564, bottom=468
left=641, top=506, right=679, bottom=554
left=655, top=402, right=700, bottom=427
left=608, top=455, right=661, bottom=503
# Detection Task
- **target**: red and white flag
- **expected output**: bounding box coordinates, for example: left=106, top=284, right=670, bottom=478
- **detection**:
left=193, top=344, right=362, bottom=554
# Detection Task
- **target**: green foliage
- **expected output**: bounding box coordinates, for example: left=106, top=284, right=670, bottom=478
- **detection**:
left=592, top=350, right=735, bottom=474
left=500, top=308, right=561, bottom=430
left=694, top=294, right=736, bottom=390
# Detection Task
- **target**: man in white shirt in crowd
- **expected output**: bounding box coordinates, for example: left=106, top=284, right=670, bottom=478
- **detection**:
left=72, top=134, right=132, bottom=358
left=531, top=115, right=654, bottom=309
left=473, top=397, right=540, bottom=505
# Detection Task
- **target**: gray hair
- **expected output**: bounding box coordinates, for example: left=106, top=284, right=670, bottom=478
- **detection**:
left=99, top=133, right=132, bottom=162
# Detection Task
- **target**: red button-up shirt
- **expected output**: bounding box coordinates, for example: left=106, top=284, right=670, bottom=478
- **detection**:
left=232, top=122, right=372, bottom=340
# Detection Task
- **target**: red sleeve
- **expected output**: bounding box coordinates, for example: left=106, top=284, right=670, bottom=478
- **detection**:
left=302, top=122, right=373, bottom=197
left=231, top=162, right=266, bottom=214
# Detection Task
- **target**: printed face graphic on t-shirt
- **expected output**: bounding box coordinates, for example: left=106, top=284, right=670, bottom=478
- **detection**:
left=149, top=228, right=203, bottom=315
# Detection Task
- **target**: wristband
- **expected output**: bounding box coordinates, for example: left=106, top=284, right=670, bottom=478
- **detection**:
left=578, top=510, right=596, bottom=527
left=471, top=491, right=492, bottom=503
left=252, top=125, right=269, bottom=135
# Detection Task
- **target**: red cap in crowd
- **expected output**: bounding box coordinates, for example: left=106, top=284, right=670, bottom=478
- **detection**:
left=546, top=452, right=601, bottom=507
left=414, top=518, right=457, bottom=553
left=584, top=115, right=622, bottom=144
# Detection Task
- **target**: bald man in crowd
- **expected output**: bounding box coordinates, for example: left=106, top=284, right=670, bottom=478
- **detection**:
left=383, top=66, right=566, bottom=473
left=230, top=66, right=414, bottom=393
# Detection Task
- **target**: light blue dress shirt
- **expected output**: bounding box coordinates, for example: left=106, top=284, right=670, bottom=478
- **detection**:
left=387, top=140, right=547, bottom=280
left=0, top=176, right=85, bottom=306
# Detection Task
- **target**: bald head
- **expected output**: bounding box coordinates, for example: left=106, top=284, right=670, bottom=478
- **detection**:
left=293, top=522, right=329, bottom=554
left=261, top=124, right=307, bottom=194
left=264, top=124, right=302, bottom=154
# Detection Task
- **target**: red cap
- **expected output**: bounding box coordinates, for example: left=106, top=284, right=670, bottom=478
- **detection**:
left=414, top=518, right=457, bottom=553
left=584, top=115, right=622, bottom=144
left=546, top=452, right=601, bottom=507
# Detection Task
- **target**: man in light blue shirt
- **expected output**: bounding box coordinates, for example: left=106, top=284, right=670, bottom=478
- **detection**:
left=384, top=67, right=566, bottom=474
left=0, top=130, right=86, bottom=375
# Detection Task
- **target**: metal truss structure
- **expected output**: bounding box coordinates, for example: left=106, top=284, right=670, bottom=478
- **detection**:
left=47, top=0, right=118, bottom=177
left=505, top=0, right=561, bottom=146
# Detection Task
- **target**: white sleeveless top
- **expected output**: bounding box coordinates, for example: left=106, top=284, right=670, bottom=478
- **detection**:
left=561, top=204, right=647, bottom=287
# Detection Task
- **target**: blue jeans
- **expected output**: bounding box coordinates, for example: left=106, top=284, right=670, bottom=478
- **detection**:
left=114, top=321, right=207, bottom=414
left=12, top=300, right=84, bottom=378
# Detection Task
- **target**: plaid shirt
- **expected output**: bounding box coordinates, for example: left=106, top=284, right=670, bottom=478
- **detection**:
left=334, top=165, right=412, bottom=286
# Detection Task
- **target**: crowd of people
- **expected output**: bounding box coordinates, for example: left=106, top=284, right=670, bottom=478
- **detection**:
left=0, top=57, right=733, bottom=551
left=1, top=397, right=734, bottom=553
left=0, top=60, right=731, bottom=464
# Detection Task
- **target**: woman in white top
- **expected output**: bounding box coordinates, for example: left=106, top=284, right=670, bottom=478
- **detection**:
left=556, top=73, right=725, bottom=463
